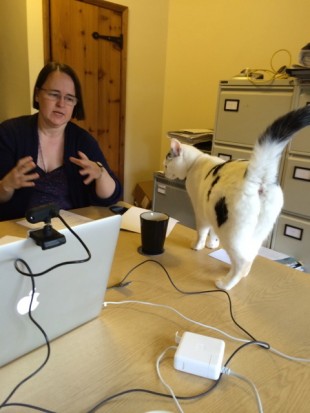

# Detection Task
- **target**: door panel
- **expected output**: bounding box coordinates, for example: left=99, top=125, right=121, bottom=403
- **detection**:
left=45, top=0, right=127, bottom=183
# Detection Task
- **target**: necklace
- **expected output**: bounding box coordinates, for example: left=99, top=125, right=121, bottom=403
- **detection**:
left=37, top=128, right=65, bottom=172
left=38, top=139, right=47, bottom=173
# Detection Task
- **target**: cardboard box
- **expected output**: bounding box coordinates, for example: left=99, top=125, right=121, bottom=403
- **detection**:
left=133, top=181, right=153, bottom=209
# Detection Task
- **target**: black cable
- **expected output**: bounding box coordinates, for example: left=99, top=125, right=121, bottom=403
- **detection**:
left=86, top=341, right=271, bottom=412
left=2, top=233, right=267, bottom=411
left=1, top=403, right=56, bottom=413
left=85, top=261, right=270, bottom=411
left=87, top=378, right=222, bottom=413
left=0, top=261, right=53, bottom=412
left=15, top=213, right=91, bottom=277
left=109, top=258, right=257, bottom=341
left=223, top=340, right=270, bottom=368
left=1, top=213, right=91, bottom=412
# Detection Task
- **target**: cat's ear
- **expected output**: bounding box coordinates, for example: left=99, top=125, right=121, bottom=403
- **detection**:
left=170, top=138, right=182, bottom=157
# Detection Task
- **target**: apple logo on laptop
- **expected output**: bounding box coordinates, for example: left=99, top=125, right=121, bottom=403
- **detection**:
left=17, top=290, right=40, bottom=315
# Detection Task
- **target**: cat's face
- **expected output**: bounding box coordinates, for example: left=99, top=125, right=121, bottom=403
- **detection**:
left=164, top=139, right=189, bottom=180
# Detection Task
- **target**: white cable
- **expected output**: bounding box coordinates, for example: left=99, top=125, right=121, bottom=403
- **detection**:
left=222, top=367, right=263, bottom=413
left=269, top=346, right=310, bottom=363
left=104, top=300, right=250, bottom=344
left=104, top=300, right=310, bottom=364
left=156, top=346, right=184, bottom=413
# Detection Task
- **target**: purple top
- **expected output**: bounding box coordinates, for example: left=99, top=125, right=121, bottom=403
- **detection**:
left=27, top=166, right=73, bottom=210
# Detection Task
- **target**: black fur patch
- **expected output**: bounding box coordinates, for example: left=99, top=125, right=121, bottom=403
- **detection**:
left=207, top=176, right=220, bottom=200
left=215, top=197, right=228, bottom=227
left=205, top=160, right=237, bottom=180
left=205, top=162, right=226, bottom=179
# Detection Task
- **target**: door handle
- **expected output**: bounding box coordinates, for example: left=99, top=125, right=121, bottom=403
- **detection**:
left=92, top=32, right=123, bottom=49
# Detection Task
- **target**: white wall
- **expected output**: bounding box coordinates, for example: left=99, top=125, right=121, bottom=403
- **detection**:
left=0, top=0, right=30, bottom=120
left=26, top=0, right=44, bottom=112
left=0, top=0, right=44, bottom=120
left=109, top=0, right=169, bottom=201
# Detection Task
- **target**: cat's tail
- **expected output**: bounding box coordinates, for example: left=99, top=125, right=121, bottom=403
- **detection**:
left=247, top=105, right=310, bottom=184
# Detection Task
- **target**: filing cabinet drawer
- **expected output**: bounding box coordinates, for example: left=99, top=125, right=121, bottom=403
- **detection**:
left=290, top=88, right=310, bottom=154
left=153, top=174, right=196, bottom=229
left=289, top=124, right=310, bottom=154
left=281, top=156, right=310, bottom=218
left=212, top=143, right=252, bottom=161
left=272, top=214, right=310, bottom=273
left=214, top=87, right=293, bottom=146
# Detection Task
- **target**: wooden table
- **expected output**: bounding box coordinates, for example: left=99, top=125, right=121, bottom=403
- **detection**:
left=0, top=206, right=309, bottom=413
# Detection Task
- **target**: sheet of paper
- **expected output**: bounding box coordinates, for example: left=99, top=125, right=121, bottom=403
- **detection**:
left=209, top=246, right=289, bottom=264
left=258, top=246, right=289, bottom=261
left=16, top=209, right=93, bottom=231
left=209, top=248, right=231, bottom=264
left=121, top=206, right=178, bottom=236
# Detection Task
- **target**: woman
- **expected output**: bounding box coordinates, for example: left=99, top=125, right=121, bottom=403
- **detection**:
left=0, top=62, right=122, bottom=221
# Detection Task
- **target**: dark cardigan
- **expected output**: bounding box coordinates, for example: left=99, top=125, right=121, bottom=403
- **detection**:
left=0, top=114, right=122, bottom=221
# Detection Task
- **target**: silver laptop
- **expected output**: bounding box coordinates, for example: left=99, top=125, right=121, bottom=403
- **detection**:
left=0, top=214, right=121, bottom=367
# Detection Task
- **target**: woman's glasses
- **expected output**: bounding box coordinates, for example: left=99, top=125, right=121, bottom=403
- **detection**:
left=40, top=88, right=78, bottom=106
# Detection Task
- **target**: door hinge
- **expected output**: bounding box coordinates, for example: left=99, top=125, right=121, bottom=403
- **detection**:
left=92, top=32, right=123, bottom=49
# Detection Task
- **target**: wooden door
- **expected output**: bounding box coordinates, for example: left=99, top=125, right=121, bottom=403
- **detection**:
left=43, top=0, right=127, bottom=185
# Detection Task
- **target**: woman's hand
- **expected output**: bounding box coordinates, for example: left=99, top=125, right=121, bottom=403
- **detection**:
left=69, top=151, right=116, bottom=198
left=69, top=151, right=103, bottom=184
left=0, top=156, right=39, bottom=202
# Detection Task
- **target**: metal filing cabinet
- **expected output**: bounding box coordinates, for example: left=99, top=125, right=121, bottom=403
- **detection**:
left=212, top=79, right=294, bottom=160
left=153, top=172, right=196, bottom=229
left=153, top=137, right=212, bottom=229
left=271, top=83, right=310, bottom=271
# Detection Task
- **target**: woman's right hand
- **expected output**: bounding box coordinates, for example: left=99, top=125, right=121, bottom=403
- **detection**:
left=0, top=156, right=39, bottom=201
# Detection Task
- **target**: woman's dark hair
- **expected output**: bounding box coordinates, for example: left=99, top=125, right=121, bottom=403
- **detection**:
left=32, top=62, right=85, bottom=120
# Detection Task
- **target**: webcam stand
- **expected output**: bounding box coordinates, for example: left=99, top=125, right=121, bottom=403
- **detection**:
left=29, top=224, right=66, bottom=250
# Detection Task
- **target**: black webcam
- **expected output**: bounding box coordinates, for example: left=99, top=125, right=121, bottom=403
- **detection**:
left=26, top=203, right=60, bottom=224
left=26, top=203, right=66, bottom=250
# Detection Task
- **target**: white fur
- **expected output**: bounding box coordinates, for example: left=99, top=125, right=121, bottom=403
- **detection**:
left=164, top=138, right=283, bottom=290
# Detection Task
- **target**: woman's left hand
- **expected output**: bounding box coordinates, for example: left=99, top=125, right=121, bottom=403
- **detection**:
left=69, top=151, right=103, bottom=184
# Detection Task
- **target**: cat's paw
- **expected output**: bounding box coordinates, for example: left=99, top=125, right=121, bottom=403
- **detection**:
left=215, top=276, right=243, bottom=291
left=206, top=238, right=219, bottom=249
left=191, top=240, right=205, bottom=250
left=215, top=278, right=228, bottom=290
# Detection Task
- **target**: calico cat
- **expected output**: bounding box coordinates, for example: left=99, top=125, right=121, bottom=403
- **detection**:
left=164, top=106, right=310, bottom=290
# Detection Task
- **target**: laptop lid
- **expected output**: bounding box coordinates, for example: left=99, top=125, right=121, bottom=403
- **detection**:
left=0, top=214, right=121, bottom=367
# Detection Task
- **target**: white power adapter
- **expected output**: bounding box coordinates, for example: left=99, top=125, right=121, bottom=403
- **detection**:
left=174, top=332, right=225, bottom=380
